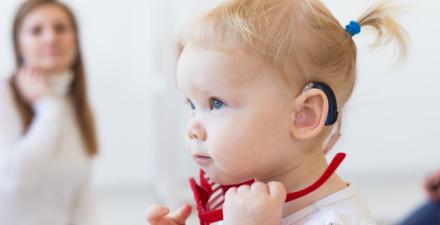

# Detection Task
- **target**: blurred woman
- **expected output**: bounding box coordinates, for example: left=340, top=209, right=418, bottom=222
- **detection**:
left=0, top=0, right=99, bottom=224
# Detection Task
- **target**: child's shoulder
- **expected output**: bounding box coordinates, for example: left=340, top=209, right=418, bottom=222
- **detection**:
left=282, top=184, right=377, bottom=225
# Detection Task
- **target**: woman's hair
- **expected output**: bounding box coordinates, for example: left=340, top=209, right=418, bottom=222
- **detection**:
left=178, top=0, right=408, bottom=144
left=10, top=0, right=98, bottom=156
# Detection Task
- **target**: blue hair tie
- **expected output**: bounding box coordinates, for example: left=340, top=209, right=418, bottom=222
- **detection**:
left=345, top=20, right=361, bottom=36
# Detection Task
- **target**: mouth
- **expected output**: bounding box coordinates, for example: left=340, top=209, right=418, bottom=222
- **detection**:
left=42, top=49, right=63, bottom=57
left=192, top=154, right=212, bottom=165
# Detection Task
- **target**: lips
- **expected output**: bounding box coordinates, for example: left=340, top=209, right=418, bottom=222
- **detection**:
left=193, top=154, right=212, bottom=165
left=42, top=48, right=62, bottom=57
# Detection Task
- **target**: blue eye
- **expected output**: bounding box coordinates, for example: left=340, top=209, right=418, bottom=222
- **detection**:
left=211, top=98, right=226, bottom=110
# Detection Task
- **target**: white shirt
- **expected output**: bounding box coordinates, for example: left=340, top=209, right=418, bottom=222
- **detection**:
left=282, top=184, right=376, bottom=225
left=0, top=72, right=98, bottom=225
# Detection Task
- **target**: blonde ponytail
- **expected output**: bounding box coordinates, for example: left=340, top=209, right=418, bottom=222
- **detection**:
left=357, top=1, right=409, bottom=60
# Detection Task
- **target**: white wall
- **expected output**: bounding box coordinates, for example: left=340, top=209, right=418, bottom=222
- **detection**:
left=1, top=0, right=439, bottom=193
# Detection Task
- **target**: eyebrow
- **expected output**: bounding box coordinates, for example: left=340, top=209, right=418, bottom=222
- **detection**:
left=194, top=83, right=231, bottom=97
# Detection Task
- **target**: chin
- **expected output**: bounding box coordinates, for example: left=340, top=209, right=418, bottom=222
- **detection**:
left=204, top=169, right=251, bottom=186
left=40, top=64, right=67, bottom=73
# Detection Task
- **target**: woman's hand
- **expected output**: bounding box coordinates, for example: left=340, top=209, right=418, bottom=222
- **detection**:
left=15, top=67, right=51, bottom=104
left=223, top=181, right=287, bottom=225
left=145, top=204, right=192, bottom=225
left=424, top=169, right=440, bottom=201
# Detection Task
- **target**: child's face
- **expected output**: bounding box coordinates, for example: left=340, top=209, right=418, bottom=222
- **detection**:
left=177, top=45, right=304, bottom=185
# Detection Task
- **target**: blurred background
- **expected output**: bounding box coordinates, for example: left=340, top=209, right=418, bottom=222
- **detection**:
left=0, top=0, right=439, bottom=224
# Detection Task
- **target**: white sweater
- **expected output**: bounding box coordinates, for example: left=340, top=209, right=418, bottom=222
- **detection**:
left=0, top=73, right=98, bottom=225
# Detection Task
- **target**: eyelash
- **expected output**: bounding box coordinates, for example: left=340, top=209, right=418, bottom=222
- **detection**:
left=186, top=99, right=196, bottom=110
left=185, top=98, right=227, bottom=111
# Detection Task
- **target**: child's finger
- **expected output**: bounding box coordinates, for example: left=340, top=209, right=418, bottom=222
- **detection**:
left=224, top=187, right=237, bottom=199
left=237, top=184, right=250, bottom=193
left=144, top=204, right=170, bottom=224
left=169, top=204, right=192, bottom=224
left=268, top=181, right=287, bottom=203
left=250, top=181, right=269, bottom=194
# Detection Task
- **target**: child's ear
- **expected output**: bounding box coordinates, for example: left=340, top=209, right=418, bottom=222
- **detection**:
left=290, top=89, right=328, bottom=140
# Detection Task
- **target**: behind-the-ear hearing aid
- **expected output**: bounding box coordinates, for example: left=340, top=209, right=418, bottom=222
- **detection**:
left=303, top=82, right=338, bottom=126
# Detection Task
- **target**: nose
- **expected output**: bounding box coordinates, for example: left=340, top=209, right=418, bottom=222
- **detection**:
left=186, top=120, right=207, bottom=141
left=42, top=29, right=56, bottom=43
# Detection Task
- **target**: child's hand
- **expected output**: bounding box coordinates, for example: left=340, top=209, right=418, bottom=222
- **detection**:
left=223, top=181, right=286, bottom=225
left=145, top=204, right=192, bottom=225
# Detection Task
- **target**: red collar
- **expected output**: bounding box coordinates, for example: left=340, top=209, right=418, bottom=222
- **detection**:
left=189, top=152, right=346, bottom=225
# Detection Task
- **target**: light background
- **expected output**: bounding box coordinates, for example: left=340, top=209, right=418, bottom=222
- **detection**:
left=1, top=0, right=439, bottom=224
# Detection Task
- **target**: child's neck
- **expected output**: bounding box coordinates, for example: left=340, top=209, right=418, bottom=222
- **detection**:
left=261, top=151, right=347, bottom=218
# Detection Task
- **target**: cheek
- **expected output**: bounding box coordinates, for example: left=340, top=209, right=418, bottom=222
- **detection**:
left=208, top=117, right=251, bottom=171
left=62, top=34, right=76, bottom=52
left=19, top=35, right=40, bottom=61
left=208, top=109, right=291, bottom=175
left=54, top=33, right=76, bottom=54
left=63, top=35, right=77, bottom=64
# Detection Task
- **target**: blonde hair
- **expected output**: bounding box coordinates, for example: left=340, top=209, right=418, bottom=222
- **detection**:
left=178, top=0, right=408, bottom=147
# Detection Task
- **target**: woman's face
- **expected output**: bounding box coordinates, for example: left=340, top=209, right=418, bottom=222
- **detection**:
left=18, top=4, right=77, bottom=74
